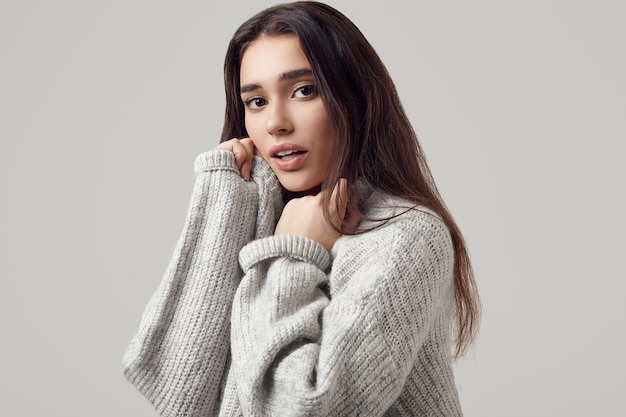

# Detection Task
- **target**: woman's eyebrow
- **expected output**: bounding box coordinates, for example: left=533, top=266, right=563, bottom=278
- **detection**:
left=279, top=68, right=313, bottom=80
left=240, top=68, right=314, bottom=94
left=240, top=83, right=260, bottom=94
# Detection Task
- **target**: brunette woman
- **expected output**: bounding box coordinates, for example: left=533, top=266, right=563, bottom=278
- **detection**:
left=123, top=2, right=480, bottom=416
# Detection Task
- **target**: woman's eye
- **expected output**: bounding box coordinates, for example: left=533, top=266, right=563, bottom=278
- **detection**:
left=294, top=85, right=316, bottom=98
left=246, top=97, right=266, bottom=110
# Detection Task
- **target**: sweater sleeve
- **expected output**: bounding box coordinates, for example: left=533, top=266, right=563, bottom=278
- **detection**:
left=230, top=211, right=456, bottom=416
left=122, top=150, right=282, bottom=416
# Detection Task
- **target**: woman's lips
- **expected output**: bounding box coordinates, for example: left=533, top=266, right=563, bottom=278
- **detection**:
left=270, top=143, right=308, bottom=171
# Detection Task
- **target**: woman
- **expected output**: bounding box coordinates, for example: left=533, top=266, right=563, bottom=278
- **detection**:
left=123, top=2, right=480, bottom=416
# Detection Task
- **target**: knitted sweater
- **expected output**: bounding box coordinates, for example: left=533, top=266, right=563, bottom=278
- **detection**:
left=123, top=150, right=462, bottom=416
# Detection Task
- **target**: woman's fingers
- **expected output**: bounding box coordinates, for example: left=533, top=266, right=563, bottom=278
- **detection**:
left=275, top=179, right=359, bottom=251
left=214, top=138, right=255, bottom=180
left=328, top=178, right=347, bottom=228
left=329, top=178, right=349, bottom=228
left=329, top=178, right=360, bottom=232
left=238, top=138, right=255, bottom=181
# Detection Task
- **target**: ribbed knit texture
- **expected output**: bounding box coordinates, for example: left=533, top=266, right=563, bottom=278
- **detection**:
left=123, top=150, right=462, bottom=416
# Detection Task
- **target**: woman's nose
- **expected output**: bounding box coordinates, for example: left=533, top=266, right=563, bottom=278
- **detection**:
left=266, top=102, right=293, bottom=135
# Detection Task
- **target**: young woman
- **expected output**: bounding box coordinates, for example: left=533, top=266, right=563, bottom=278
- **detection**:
left=123, top=2, right=480, bottom=416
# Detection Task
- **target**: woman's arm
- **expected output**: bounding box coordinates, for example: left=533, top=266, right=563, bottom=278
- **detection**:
left=230, top=209, right=457, bottom=416
left=123, top=150, right=281, bottom=416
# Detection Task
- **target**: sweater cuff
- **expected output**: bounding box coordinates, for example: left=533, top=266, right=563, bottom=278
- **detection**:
left=194, top=151, right=278, bottom=185
left=194, top=150, right=239, bottom=175
left=239, top=235, right=331, bottom=272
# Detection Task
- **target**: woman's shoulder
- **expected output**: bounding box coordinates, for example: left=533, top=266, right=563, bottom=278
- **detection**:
left=330, top=192, right=454, bottom=296
left=360, top=191, right=450, bottom=244
left=336, top=189, right=454, bottom=264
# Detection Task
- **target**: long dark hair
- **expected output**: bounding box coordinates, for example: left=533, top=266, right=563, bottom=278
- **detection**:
left=221, top=1, right=479, bottom=357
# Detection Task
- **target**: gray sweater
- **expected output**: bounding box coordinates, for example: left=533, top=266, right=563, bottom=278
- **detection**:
left=123, top=150, right=462, bottom=416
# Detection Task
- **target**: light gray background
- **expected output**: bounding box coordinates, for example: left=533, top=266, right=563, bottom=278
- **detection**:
left=1, top=1, right=624, bottom=416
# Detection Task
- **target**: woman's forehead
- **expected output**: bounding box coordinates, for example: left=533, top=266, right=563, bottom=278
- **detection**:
left=240, top=35, right=311, bottom=84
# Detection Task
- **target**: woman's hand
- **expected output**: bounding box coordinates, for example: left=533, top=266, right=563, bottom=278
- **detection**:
left=214, top=138, right=255, bottom=181
left=275, top=179, right=358, bottom=251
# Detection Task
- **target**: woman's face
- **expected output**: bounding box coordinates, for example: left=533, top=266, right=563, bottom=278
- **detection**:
left=239, top=35, right=335, bottom=194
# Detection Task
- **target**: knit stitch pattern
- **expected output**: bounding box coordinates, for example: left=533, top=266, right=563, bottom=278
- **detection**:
left=123, top=150, right=462, bottom=416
